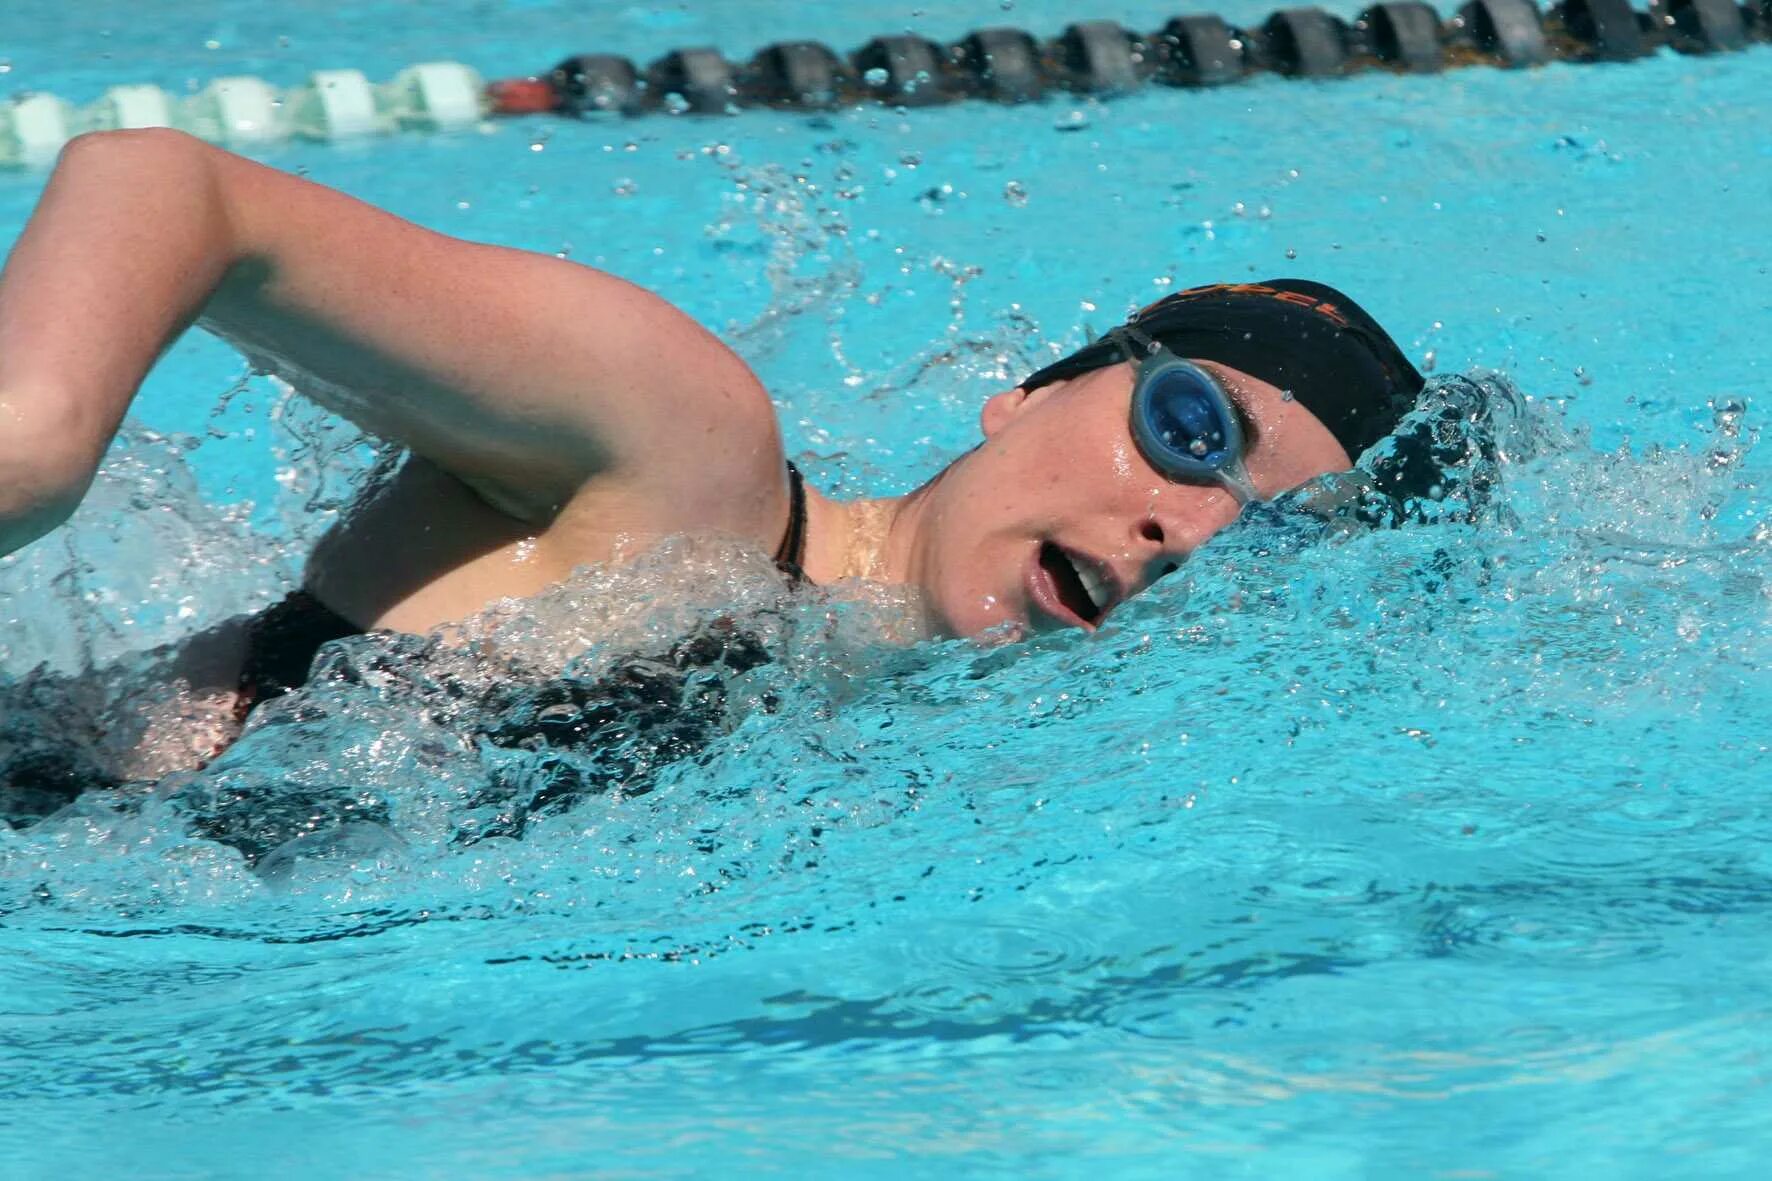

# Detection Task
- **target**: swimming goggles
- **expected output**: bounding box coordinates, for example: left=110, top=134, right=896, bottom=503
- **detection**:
left=1112, top=325, right=1261, bottom=504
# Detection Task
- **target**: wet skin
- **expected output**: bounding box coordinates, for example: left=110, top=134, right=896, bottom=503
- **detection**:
left=299, top=354, right=1352, bottom=645
left=887, top=358, right=1354, bottom=638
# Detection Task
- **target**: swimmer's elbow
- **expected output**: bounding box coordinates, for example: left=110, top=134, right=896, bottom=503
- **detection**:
left=53, top=128, right=229, bottom=238
left=57, top=126, right=209, bottom=168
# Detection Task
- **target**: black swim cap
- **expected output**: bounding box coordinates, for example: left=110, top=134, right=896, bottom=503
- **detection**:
left=1022, top=280, right=1424, bottom=461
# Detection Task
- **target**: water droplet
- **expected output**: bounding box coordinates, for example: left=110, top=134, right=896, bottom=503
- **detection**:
left=1001, top=0, right=1016, bottom=9
left=1279, top=389, right=1295, bottom=402
left=1431, top=320, right=1443, bottom=331
left=1536, top=231, right=1546, bottom=242
left=899, top=151, right=921, bottom=168
left=1421, top=349, right=1437, bottom=373
left=1257, top=205, right=1272, bottom=220
left=1712, top=406, right=1744, bottom=445
left=204, top=39, right=221, bottom=50
left=1080, top=300, right=1097, bottom=312
left=612, top=178, right=637, bottom=196
left=864, top=66, right=889, bottom=87
left=663, top=92, right=691, bottom=114
left=1054, top=109, right=1090, bottom=132
left=1231, top=201, right=1246, bottom=216
left=1285, top=247, right=1297, bottom=260
left=1003, top=179, right=1028, bottom=206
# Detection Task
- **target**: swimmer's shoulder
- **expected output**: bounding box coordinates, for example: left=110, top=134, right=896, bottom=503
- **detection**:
left=547, top=297, right=790, bottom=550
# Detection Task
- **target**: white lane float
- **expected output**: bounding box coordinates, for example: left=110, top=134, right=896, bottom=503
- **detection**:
left=0, top=61, right=486, bottom=168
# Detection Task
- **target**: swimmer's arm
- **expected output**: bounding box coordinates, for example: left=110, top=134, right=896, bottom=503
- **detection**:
left=0, top=128, right=782, bottom=555
left=0, top=131, right=242, bottom=554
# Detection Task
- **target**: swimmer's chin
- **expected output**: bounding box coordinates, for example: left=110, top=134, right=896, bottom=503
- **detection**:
left=976, top=620, right=1027, bottom=646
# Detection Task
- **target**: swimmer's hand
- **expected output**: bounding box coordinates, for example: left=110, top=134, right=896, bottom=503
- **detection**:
left=0, top=129, right=785, bottom=557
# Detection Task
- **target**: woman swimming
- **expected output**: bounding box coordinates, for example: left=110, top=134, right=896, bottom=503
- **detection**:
left=0, top=129, right=1423, bottom=725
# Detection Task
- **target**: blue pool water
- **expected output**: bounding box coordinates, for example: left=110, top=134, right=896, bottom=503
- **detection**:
left=3, top=2, right=1770, bottom=1176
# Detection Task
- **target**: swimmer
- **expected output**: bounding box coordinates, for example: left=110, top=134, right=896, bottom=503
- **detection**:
left=0, top=130, right=1423, bottom=721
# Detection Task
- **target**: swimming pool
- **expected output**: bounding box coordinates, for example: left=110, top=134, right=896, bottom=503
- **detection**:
left=3, top=0, right=1770, bottom=1176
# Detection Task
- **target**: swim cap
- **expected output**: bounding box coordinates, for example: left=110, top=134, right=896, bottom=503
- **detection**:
left=1022, top=280, right=1424, bottom=461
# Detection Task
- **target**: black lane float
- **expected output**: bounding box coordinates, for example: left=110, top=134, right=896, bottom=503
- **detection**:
left=496, top=0, right=1771, bottom=118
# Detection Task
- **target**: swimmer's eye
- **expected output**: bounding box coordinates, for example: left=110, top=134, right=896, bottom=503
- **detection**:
left=1141, top=364, right=1255, bottom=463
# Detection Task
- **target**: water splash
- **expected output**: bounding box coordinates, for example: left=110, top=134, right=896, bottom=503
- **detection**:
left=704, top=151, right=862, bottom=361
left=0, top=423, right=284, bottom=672
left=2, top=530, right=929, bottom=913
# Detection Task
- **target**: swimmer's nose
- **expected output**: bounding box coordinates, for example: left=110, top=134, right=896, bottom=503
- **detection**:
left=1132, top=493, right=1243, bottom=587
left=1134, top=516, right=1182, bottom=586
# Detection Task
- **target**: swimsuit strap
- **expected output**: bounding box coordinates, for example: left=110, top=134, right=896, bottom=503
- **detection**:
left=773, top=461, right=809, bottom=582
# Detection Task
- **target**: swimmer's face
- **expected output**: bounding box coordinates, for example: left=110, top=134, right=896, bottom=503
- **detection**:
left=909, top=359, right=1352, bottom=638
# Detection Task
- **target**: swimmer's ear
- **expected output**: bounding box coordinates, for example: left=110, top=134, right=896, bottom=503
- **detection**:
left=980, top=387, right=1033, bottom=438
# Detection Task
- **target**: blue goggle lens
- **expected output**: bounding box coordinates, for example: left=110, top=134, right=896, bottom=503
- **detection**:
left=1140, top=365, right=1235, bottom=466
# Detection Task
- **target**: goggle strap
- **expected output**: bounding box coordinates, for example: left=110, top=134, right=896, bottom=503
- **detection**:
left=1109, top=324, right=1161, bottom=363
left=1216, top=455, right=1259, bottom=505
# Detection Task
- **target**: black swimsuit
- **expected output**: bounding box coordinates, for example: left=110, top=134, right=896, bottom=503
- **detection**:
left=234, top=462, right=811, bottom=716
left=0, top=468, right=810, bottom=855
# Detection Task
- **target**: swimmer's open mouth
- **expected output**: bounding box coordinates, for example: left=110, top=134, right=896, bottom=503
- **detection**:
left=1039, top=541, right=1114, bottom=626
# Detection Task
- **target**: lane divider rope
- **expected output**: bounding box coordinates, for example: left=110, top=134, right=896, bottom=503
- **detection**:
left=3, top=0, right=1767, bottom=167
left=1, top=63, right=483, bottom=167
